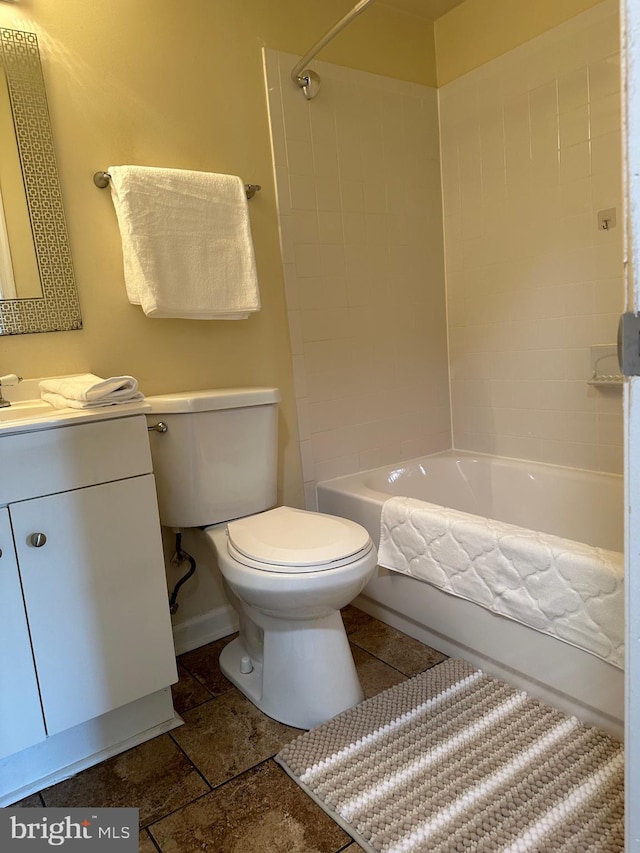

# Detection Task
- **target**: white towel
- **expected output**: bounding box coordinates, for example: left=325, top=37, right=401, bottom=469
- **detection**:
left=40, top=373, right=144, bottom=409
left=107, top=165, right=261, bottom=319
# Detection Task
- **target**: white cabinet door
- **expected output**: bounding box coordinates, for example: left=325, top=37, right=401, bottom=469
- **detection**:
left=0, top=508, right=46, bottom=758
left=11, top=475, right=177, bottom=736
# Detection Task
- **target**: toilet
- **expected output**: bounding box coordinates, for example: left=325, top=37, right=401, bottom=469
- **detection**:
left=145, top=387, right=377, bottom=729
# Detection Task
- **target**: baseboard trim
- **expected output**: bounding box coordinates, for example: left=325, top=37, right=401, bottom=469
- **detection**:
left=1, top=690, right=180, bottom=806
left=172, top=605, right=239, bottom=655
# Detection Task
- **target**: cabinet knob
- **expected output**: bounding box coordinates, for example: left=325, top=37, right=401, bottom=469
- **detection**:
left=29, top=532, right=47, bottom=548
left=0, top=547, right=2, bottom=558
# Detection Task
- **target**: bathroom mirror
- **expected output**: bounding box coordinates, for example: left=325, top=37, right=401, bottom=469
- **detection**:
left=0, top=27, right=81, bottom=334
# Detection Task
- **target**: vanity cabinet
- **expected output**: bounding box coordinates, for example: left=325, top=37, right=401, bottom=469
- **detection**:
left=1, top=413, right=177, bottom=759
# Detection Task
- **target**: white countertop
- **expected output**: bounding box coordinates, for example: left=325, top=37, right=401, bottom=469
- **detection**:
left=0, top=399, right=152, bottom=437
left=0, top=377, right=151, bottom=437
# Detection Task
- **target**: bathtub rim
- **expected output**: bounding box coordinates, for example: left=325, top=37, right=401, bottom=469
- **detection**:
left=317, top=447, right=623, bottom=554
left=321, top=447, right=623, bottom=508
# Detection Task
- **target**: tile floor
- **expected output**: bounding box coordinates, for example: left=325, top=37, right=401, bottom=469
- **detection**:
left=15, top=607, right=447, bottom=852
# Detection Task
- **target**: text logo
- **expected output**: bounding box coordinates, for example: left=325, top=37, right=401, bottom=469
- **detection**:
left=0, top=809, right=138, bottom=850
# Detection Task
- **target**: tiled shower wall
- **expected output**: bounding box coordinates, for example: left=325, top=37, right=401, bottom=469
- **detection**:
left=264, top=51, right=451, bottom=508
left=440, top=0, right=624, bottom=473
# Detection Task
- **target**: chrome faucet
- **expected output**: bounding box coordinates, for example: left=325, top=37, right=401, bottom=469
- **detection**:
left=0, top=374, right=22, bottom=407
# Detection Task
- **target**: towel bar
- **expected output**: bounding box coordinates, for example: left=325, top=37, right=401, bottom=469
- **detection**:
left=93, top=171, right=261, bottom=199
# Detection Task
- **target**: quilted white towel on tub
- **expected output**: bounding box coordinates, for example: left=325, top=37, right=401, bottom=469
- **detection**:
left=39, top=373, right=144, bottom=409
left=378, top=496, right=624, bottom=668
left=107, top=165, right=261, bottom=320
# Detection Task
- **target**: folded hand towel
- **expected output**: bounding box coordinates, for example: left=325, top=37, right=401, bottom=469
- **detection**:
left=39, top=373, right=144, bottom=409
left=108, top=165, right=261, bottom=320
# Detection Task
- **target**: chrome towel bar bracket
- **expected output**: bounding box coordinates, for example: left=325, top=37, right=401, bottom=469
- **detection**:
left=93, top=171, right=261, bottom=199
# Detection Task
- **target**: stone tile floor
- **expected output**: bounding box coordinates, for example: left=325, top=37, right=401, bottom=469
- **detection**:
left=16, top=606, right=447, bottom=852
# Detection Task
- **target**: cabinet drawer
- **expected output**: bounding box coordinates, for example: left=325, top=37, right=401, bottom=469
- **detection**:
left=0, top=415, right=152, bottom=505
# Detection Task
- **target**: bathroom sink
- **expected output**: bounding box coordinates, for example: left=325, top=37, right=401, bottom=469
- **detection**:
left=0, top=399, right=54, bottom=422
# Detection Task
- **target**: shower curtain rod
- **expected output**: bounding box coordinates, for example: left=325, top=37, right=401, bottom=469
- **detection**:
left=291, top=0, right=378, bottom=100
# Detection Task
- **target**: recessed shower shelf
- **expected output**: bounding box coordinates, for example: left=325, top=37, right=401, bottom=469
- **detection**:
left=588, top=345, right=623, bottom=387
left=587, top=375, right=624, bottom=386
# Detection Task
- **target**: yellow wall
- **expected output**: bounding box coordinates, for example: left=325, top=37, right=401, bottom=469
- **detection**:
left=0, top=0, right=435, bottom=508
left=435, top=0, right=604, bottom=84
left=0, top=0, right=603, bottom=507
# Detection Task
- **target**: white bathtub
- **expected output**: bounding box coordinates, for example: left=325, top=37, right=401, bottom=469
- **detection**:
left=317, top=450, right=624, bottom=736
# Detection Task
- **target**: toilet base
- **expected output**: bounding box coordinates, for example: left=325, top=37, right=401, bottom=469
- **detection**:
left=219, top=610, right=364, bottom=729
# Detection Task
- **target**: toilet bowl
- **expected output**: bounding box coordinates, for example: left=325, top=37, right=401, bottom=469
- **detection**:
left=208, top=506, right=377, bottom=728
left=144, top=388, right=378, bottom=730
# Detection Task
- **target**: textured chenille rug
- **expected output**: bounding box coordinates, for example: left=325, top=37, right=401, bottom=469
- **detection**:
left=275, top=659, right=624, bottom=853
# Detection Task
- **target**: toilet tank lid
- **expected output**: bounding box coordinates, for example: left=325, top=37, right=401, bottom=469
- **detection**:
left=145, top=387, right=280, bottom=414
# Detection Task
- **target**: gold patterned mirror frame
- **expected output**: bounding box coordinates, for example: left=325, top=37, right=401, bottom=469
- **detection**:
left=0, top=27, right=81, bottom=335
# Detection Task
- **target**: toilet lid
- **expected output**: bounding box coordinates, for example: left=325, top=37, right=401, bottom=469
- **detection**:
left=226, top=506, right=372, bottom=572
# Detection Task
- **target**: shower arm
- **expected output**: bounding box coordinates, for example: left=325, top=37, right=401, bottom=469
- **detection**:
left=291, top=0, right=378, bottom=99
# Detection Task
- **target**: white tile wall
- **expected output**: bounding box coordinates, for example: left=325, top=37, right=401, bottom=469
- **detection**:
left=439, top=0, right=624, bottom=474
left=264, top=50, right=451, bottom=508
left=265, top=0, right=622, bottom=499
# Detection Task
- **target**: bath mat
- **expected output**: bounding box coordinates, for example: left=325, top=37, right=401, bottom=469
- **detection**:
left=275, top=659, right=624, bottom=852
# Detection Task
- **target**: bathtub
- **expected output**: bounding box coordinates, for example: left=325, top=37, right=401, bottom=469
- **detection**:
left=317, top=450, right=624, bottom=736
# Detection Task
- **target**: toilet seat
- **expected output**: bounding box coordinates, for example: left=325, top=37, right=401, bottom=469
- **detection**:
left=226, top=506, right=373, bottom=573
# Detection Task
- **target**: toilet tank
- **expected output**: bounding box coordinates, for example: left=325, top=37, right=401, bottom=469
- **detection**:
left=145, top=387, right=280, bottom=528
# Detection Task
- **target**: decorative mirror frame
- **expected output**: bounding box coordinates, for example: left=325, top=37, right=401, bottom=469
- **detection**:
left=0, top=27, right=81, bottom=335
